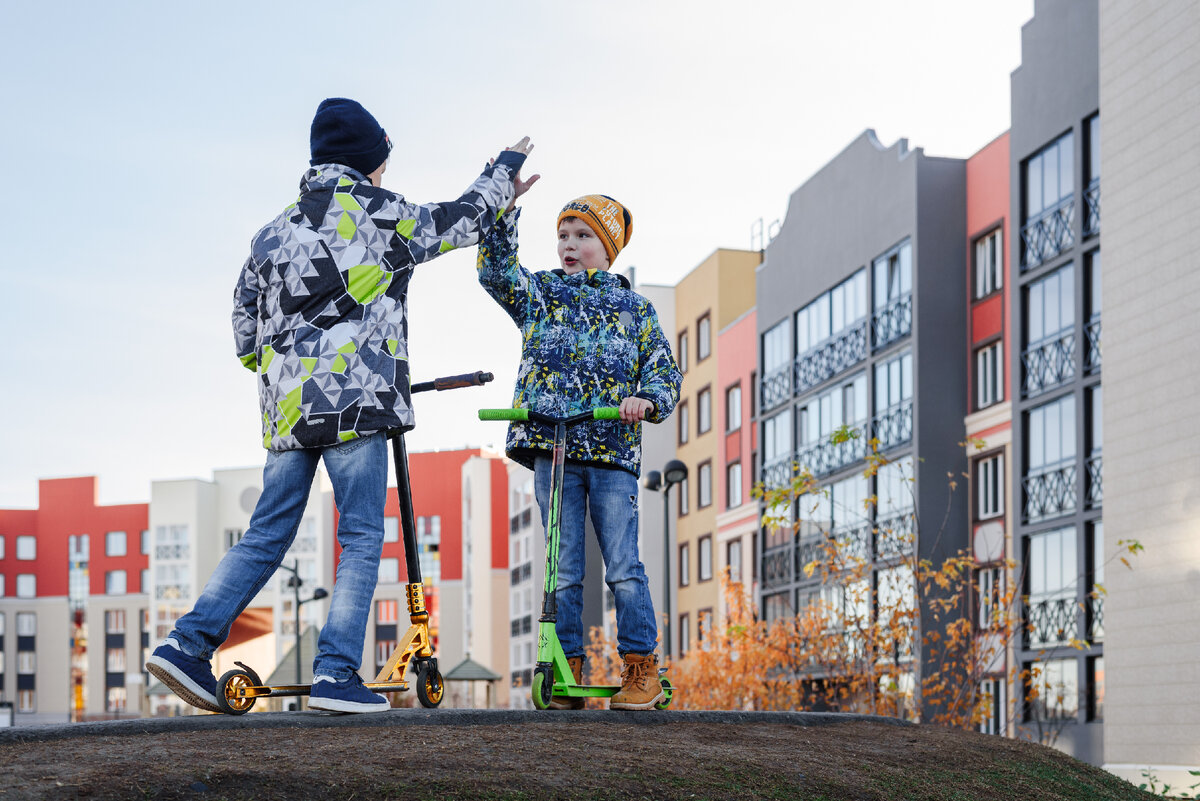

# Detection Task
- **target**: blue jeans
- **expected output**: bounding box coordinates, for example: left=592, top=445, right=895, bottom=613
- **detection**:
left=533, top=457, right=658, bottom=658
left=170, top=433, right=388, bottom=682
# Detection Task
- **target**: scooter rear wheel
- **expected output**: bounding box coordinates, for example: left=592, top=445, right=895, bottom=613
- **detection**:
left=216, top=669, right=258, bottom=715
left=416, top=663, right=444, bottom=708
left=654, top=677, right=673, bottom=710
left=531, top=669, right=553, bottom=710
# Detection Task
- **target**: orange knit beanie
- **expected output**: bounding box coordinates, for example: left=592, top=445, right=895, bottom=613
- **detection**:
left=557, top=195, right=633, bottom=265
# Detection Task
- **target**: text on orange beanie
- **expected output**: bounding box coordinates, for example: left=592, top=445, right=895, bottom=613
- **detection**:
left=557, top=195, right=633, bottom=265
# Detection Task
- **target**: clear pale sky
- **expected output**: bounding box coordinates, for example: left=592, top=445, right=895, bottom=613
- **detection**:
left=0, top=1, right=1033, bottom=507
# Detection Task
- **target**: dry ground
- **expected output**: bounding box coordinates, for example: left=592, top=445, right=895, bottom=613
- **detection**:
left=0, top=712, right=1157, bottom=801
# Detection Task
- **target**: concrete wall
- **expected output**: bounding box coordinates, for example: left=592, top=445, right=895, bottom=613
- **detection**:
left=1099, top=0, right=1200, bottom=785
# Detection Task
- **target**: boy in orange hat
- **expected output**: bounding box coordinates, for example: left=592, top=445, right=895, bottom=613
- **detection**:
left=478, top=187, right=682, bottom=710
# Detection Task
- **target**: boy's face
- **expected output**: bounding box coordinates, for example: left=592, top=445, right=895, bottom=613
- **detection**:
left=557, top=217, right=610, bottom=275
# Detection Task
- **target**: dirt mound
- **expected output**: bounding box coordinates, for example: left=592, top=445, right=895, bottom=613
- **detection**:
left=0, top=710, right=1152, bottom=800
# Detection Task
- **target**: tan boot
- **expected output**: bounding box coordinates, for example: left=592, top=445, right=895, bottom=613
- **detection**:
left=609, top=653, right=665, bottom=711
left=548, top=656, right=585, bottom=710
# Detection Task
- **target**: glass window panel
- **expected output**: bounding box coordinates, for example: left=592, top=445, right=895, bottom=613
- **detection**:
left=796, top=308, right=808, bottom=354
left=1043, top=144, right=1059, bottom=209
left=1027, top=153, right=1044, bottom=217
left=831, top=285, right=845, bottom=333
left=899, top=244, right=912, bottom=295
left=1059, top=132, right=1074, bottom=202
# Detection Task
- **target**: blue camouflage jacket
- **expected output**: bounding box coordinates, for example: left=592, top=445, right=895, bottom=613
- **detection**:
left=477, top=209, right=682, bottom=475
left=234, top=152, right=524, bottom=450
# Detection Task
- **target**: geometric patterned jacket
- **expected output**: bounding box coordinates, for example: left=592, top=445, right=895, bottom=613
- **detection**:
left=477, top=209, right=681, bottom=476
left=234, top=153, right=525, bottom=450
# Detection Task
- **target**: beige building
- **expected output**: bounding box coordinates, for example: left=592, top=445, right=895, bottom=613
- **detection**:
left=672, top=249, right=759, bottom=657
left=1099, top=0, right=1200, bottom=785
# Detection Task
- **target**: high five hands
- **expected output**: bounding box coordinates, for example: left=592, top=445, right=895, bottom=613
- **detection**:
left=501, top=136, right=540, bottom=212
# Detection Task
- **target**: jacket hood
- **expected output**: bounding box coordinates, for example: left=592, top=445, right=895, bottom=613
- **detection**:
left=300, top=163, right=370, bottom=193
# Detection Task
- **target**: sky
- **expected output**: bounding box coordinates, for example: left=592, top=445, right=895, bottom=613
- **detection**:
left=0, top=0, right=1033, bottom=507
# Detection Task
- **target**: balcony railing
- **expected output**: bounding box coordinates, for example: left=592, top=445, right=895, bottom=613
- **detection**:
left=1021, top=195, right=1075, bottom=270
left=1089, top=592, right=1104, bottom=642
left=872, top=293, right=913, bottom=351
left=762, top=456, right=795, bottom=491
left=1084, top=177, right=1100, bottom=238
left=834, top=523, right=873, bottom=564
left=1086, top=318, right=1102, bottom=373
left=872, top=400, right=914, bottom=452
left=876, top=511, right=916, bottom=560
left=795, top=323, right=868, bottom=394
left=762, top=544, right=793, bottom=590
left=761, top=365, right=792, bottom=412
left=1087, top=453, right=1103, bottom=509
left=1023, top=461, right=1077, bottom=523
left=1022, top=331, right=1076, bottom=398
left=1025, top=593, right=1079, bottom=648
left=795, top=426, right=868, bottom=478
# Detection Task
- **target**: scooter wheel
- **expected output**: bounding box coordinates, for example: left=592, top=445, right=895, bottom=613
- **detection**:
left=416, top=663, right=444, bottom=708
left=216, top=668, right=258, bottom=715
left=531, top=670, right=553, bottom=710
left=654, top=677, right=673, bottom=710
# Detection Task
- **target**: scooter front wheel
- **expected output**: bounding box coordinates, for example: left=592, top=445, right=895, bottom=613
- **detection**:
left=531, top=669, right=553, bottom=710
left=216, top=668, right=258, bottom=715
left=416, top=663, right=444, bottom=708
left=654, top=676, right=674, bottom=710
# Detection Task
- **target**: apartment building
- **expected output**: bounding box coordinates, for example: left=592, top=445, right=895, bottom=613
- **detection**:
left=965, top=131, right=1014, bottom=737
left=1009, top=0, right=1104, bottom=764
left=755, top=131, right=968, bottom=693
left=1098, top=0, right=1200, bottom=786
left=673, top=249, right=759, bottom=658
left=505, top=461, right=541, bottom=708
left=0, top=477, right=149, bottom=723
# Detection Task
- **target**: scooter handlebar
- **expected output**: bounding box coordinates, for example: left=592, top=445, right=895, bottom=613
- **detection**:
left=477, top=407, right=621, bottom=424
left=411, top=371, right=494, bottom=394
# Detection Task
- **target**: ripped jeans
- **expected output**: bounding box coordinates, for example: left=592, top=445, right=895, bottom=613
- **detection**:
left=533, top=457, right=658, bottom=658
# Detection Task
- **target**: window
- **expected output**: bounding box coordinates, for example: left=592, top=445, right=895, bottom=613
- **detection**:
left=874, top=351, right=913, bottom=412
left=376, top=640, right=396, bottom=667
left=726, top=539, right=743, bottom=584
left=798, top=373, right=867, bottom=448
left=761, top=320, right=791, bottom=396
left=1086, top=115, right=1100, bottom=183
left=18, top=690, right=35, bottom=713
left=17, top=612, right=36, bottom=636
left=697, top=313, right=711, bottom=361
left=980, top=677, right=1007, bottom=735
left=0, top=574, right=4, bottom=596
left=106, top=687, right=127, bottom=713
left=69, top=533, right=89, bottom=561
left=141, top=569, right=149, bottom=593
left=1027, top=263, right=1075, bottom=348
left=678, top=476, right=689, bottom=517
left=105, top=609, right=126, bottom=634
left=105, top=531, right=127, bottom=557
left=698, top=608, right=713, bottom=644
left=140, top=530, right=150, bottom=555
left=678, top=401, right=689, bottom=445
left=0, top=535, right=4, bottom=559
left=16, top=574, right=35, bottom=598
left=1088, top=656, right=1104, bottom=721
left=1028, top=394, right=1077, bottom=473
left=679, top=613, right=691, bottom=655
left=698, top=387, right=712, bottom=434
left=726, top=462, right=743, bottom=509
left=975, top=229, right=1003, bottom=299
left=376, top=599, right=398, bottom=624
left=978, top=453, right=1004, bottom=520
left=725, top=384, right=742, bottom=432
left=1027, top=526, right=1078, bottom=647
left=698, top=462, right=712, bottom=508
left=796, top=269, right=868, bottom=354
left=16, top=535, right=35, bottom=560
left=763, top=410, right=792, bottom=466
left=698, top=536, right=713, bottom=582
left=377, top=558, right=400, bottom=584
left=977, top=566, right=1003, bottom=629
left=679, top=543, right=690, bottom=587
left=18, top=651, right=35, bottom=673
left=1024, top=131, right=1074, bottom=222
left=105, top=570, right=127, bottom=595
left=1027, top=658, right=1078, bottom=721
left=106, top=647, right=126, bottom=673
left=383, top=516, right=399, bottom=543
left=874, top=241, right=912, bottom=310
left=678, top=331, right=689, bottom=374
left=976, top=341, right=1003, bottom=409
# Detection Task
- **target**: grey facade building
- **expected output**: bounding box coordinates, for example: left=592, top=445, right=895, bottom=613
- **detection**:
left=1009, top=0, right=1104, bottom=765
left=755, top=131, right=968, bottom=689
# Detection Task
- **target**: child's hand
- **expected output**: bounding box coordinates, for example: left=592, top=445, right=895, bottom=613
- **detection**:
left=506, top=170, right=541, bottom=212
left=619, top=396, right=655, bottom=424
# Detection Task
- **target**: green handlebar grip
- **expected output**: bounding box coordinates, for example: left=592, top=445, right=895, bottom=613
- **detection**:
left=593, top=407, right=621, bottom=420
left=478, top=408, right=529, bottom=421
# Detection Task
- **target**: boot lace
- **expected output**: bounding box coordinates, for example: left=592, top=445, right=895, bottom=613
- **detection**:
left=621, top=658, right=654, bottom=690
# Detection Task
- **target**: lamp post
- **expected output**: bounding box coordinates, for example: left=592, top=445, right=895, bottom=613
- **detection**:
left=644, top=459, right=688, bottom=661
left=280, top=560, right=328, bottom=685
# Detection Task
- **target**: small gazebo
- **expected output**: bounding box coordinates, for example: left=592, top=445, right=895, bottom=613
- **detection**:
left=443, top=654, right=502, bottom=708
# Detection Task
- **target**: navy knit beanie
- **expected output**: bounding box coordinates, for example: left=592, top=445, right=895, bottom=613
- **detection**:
left=309, top=98, right=392, bottom=176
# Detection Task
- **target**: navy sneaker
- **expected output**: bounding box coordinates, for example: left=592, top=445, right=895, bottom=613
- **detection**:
left=308, top=673, right=389, bottom=713
left=146, top=639, right=221, bottom=713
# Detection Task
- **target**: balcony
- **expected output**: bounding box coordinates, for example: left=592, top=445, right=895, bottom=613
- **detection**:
left=761, top=365, right=792, bottom=412
left=872, top=293, right=913, bottom=351
left=1086, top=318, right=1102, bottom=373
left=1084, top=177, right=1100, bottom=238
left=1023, top=461, right=1077, bottom=523
left=1025, top=593, right=1079, bottom=649
left=1021, top=195, right=1075, bottom=270
left=1022, top=331, right=1076, bottom=398
left=795, top=426, right=868, bottom=478
left=876, top=511, right=916, bottom=560
left=762, top=455, right=795, bottom=491
left=762, top=544, right=793, bottom=589
left=834, top=523, right=872, bottom=563
left=794, top=323, right=868, bottom=394
left=1088, top=592, right=1104, bottom=642
left=872, top=401, right=914, bottom=452
left=1087, top=454, right=1103, bottom=509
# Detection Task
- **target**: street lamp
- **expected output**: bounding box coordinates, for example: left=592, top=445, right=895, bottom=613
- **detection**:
left=644, top=459, right=688, bottom=660
left=280, top=560, right=328, bottom=686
